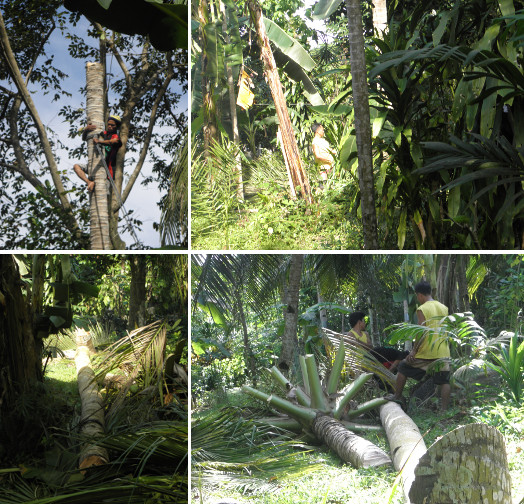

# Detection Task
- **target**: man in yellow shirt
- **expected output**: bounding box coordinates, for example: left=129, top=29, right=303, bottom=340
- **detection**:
left=347, top=311, right=372, bottom=350
left=311, top=123, right=335, bottom=181
left=387, top=280, right=451, bottom=411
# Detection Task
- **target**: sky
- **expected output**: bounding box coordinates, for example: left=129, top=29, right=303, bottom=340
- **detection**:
left=2, top=10, right=188, bottom=250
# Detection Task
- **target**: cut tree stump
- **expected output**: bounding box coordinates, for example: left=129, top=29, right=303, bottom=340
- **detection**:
left=75, top=337, right=108, bottom=471
left=409, top=423, right=512, bottom=504
left=380, top=402, right=512, bottom=504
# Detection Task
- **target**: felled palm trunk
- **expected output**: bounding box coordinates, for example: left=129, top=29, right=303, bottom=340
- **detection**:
left=247, top=0, right=312, bottom=203
left=86, top=61, right=111, bottom=250
left=380, top=402, right=512, bottom=503
left=243, top=350, right=391, bottom=468
left=75, top=330, right=108, bottom=470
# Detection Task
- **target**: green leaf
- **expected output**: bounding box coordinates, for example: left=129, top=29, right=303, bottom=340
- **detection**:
left=262, top=18, right=316, bottom=72
left=448, top=186, right=461, bottom=219
left=312, top=0, right=344, bottom=20
left=432, top=11, right=452, bottom=47
left=397, top=208, right=407, bottom=250
left=97, top=0, right=112, bottom=8
left=49, top=315, right=66, bottom=328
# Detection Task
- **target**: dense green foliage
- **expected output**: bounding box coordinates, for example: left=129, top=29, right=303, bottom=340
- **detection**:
left=192, top=0, right=524, bottom=249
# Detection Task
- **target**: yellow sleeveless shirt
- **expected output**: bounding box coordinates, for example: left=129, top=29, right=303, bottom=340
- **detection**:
left=416, top=300, right=449, bottom=359
left=349, top=329, right=369, bottom=345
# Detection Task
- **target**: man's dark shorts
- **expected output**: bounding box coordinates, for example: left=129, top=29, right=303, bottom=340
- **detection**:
left=398, top=359, right=450, bottom=385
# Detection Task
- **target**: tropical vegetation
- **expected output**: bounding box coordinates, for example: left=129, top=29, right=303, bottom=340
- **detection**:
left=192, top=0, right=524, bottom=250
left=0, top=0, right=187, bottom=249
left=191, top=253, right=524, bottom=502
left=0, top=254, right=188, bottom=503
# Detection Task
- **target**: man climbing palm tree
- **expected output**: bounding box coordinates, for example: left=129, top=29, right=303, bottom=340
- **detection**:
left=73, top=115, right=122, bottom=191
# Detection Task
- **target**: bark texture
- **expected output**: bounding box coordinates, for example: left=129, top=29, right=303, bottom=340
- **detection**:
left=128, top=255, right=147, bottom=330
left=373, top=0, right=387, bottom=34
left=86, top=61, right=111, bottom=250
left=410, top=424, right=512, bottom=504
left=346, top=0, right=379, bottom=249
left=248, top=0, right=312, bottom=203
left=278, top=254, right=304, bottom=371
left=312, top=414, right=391, bottom=468
left=379, top=401, right=427, bottom=500
left=75, top=336, right=108, bottom=470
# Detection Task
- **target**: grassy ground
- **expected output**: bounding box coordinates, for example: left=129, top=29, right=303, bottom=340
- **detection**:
left=192, top=390, right=524, bottom=504
left=191, top=182, right=366, bottom=251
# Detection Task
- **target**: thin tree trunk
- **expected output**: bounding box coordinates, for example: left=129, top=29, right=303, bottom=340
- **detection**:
left=86, top=61, right=111, bottom=250
left=75, top=331, right=108, bottom=470
left=199, top=0, right=219, bottom=158
left=247, top=0, right=312, bottom=203
left=237, top=294, right=257, bottom=386
left=128, top=255, right=147, bottom=330
left=346, top=0, right=379, bottom=249
left=278, top=254, right=304, bottom=372
left=219, top=0, right=243, bottom=200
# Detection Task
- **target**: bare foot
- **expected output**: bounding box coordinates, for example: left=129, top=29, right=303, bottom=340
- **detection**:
left=87, top=180, right=95, bottom=192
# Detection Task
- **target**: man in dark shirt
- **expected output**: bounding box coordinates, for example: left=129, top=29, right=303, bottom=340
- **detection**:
left=73, top=115, right=122, bottom=191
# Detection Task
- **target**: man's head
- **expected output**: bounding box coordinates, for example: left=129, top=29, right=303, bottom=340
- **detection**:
left=349, top=311, right=366, bottom=329
left=414, top=280, right=432, bottom=303
left=107, top=115, right=121, bottom=133
left=312, top=123, right=324, bottom=137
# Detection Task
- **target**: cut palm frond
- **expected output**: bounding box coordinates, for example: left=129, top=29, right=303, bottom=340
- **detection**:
left=322, top=329, right=396, bottom=388
left=192, top=407, right=322, bottom=494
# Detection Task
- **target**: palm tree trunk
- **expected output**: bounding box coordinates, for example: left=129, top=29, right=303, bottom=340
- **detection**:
left=311, top=414, right=391, bottom=468
left=247, top=0, right=312, bottom=203
left=75, top=330, right=108, bottom=470
left=346, top=0, right=379, bottom=249
left=86, top=61, right=111, bottom=250
left=373, top=0, right=387, bottom=35
left=278, top=254, right=304, bottom=372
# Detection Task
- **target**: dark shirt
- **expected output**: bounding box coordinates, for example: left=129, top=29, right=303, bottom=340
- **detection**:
left=100, top=131, right=122, bottom=178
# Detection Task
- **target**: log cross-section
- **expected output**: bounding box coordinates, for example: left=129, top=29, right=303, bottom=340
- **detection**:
left=75, top=337, right=108, bottom=470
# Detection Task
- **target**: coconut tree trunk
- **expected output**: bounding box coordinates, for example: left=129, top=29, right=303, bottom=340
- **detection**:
left=311, top=414, right=391, bottom=468
left=278, top=254, right=304, bottom=372
left=380, top=401, right=427, bottom=500
left=75, top=331, right=108, bottom=470
left=86, top=61, right=111, bottom=250
left=0, top=256, right=41, bottom=411
left=409, top=423, right=512, bottom=504
left=247, top=0, right=312, bottom=203
left=346, top=0, right=379, bottom=249
left=373, top=0, right=387, bottom=35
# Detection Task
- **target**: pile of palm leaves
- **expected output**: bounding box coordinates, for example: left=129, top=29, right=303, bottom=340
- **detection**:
left=192, top=406, right=323, bottom=496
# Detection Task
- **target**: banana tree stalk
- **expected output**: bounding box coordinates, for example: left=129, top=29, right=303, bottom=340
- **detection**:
left=299, top=354, right=310, bottom=396
left=305, top=354, right=328, bottom=412
left=334, top=372, right=373, bottom=419
left=270, top=366, right=311, bottom=407
left=242, top=386, right=316, bottom=424
left=327, top=339, right=346, bottom=395
left=345, top=397, right=388, bottom=420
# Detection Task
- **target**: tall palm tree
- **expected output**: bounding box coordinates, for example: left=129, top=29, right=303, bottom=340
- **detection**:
left=86, top=61, right=111, bottom=250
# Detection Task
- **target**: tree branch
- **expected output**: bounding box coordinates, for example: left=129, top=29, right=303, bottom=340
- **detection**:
left=120, top=71, right=175, bottom=207
left=0, top=10, right=82, bottom=240
left=24, top=22, right=55, bottom=85
left=104, top=29, right=132, bottom=88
